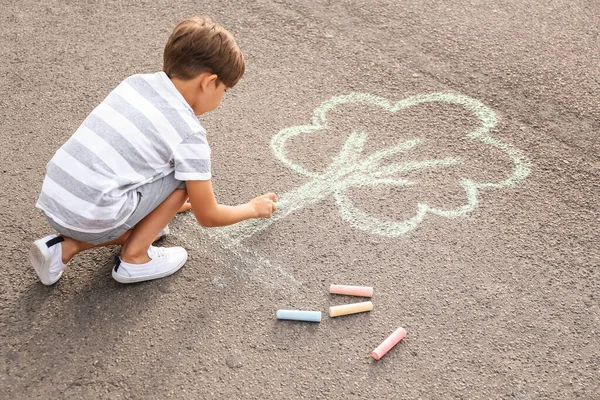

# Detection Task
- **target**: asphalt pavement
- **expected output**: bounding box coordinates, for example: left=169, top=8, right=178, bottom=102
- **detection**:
left=1, top=0, right=599, bottom=398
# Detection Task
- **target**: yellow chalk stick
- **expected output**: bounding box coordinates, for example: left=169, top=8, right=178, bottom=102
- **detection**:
left=329, top=301, right=373, bottom=317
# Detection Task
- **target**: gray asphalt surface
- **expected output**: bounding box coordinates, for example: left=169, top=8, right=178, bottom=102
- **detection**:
left=1, top=0, right=599, bottom=399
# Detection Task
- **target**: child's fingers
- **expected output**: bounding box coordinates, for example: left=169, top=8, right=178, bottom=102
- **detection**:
left=266, top=192, right=278, bottom=202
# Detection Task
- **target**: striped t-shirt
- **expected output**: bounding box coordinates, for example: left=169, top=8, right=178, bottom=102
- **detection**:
left=36, top=72, right=211, bottom=233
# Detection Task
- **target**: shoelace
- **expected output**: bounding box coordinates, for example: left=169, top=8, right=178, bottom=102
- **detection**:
left=148, top=246, right=168, bottom=259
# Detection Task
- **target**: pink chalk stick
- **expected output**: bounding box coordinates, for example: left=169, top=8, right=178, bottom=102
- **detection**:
left=329, top=284, right=373, bottom=297
left=371, top=327, right=407, bottom=360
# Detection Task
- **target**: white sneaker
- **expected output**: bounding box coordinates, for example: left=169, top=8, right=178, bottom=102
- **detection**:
left=112, top=245, right=188, bottom=284
left=29, top=235, right=67, bottom=285
left=158, top=225, right=169, bottom=238
left=153, top=225, right=170, bottom=243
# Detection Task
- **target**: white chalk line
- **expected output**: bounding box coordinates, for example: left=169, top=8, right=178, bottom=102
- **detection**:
left=194, top=92, right=532, bottom=284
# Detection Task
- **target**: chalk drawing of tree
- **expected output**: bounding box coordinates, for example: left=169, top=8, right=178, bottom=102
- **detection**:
left=217, top=92, right=532, bottom=243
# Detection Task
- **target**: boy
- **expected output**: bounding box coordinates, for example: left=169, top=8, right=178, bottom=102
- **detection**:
left=30, top=16, right=277, bottom=285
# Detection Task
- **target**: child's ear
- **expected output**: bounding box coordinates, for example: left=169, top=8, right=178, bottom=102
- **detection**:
left=199, top=73, right=219, bottom=92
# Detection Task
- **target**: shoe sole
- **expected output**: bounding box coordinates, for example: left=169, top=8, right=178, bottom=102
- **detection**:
left=111, top=252, right=188, bottom=284
left=29, top=238, right=62, bottom=286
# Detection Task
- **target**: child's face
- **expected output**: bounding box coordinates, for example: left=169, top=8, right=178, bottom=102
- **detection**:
left=194, top=78, right=228, bottom=115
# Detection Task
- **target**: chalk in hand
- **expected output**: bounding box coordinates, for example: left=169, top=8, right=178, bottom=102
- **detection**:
left=330, top=284, right=373, bottom=297
left=328, top=301, right=373, bottom=317
left=276, top=309, right=322, bottom=322
left=371, top=327, right=407, bottom=360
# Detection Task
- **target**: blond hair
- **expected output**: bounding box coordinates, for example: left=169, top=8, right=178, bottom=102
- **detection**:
left=163, top=16, right=245, bottom=87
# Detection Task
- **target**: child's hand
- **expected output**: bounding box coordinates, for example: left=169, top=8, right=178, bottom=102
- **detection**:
left=249, top=193, right=278, bottom=218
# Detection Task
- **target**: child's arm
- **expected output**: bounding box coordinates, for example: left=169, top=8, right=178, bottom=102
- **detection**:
left=186, top=180, right=277, bottom=227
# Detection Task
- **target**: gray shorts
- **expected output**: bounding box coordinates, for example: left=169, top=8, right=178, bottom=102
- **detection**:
left=45, top=173, right=186, bottom=245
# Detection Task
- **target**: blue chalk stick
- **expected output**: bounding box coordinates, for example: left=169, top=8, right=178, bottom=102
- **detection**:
left=276, top=309, right=321, bottom=322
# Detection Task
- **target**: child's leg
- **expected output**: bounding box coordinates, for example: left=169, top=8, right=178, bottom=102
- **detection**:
left=30, top=230, right=136, bottom=286
left=61, top=188, right=188, bottom=264
left=33, top=174, right=189, bottom=285
left=60, top=231, right=132, bottom=264
left=120, top=188, right=188, bottom=264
